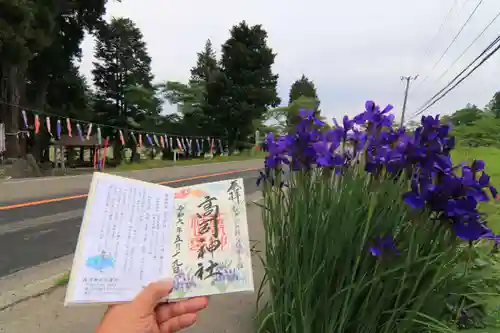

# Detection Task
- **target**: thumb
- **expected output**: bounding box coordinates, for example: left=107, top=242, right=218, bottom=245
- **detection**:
left=132, top=279, right=173, bottom=313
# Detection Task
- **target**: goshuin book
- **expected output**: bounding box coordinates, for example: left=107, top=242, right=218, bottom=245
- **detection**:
left=64, top=172, right=254, bottom=306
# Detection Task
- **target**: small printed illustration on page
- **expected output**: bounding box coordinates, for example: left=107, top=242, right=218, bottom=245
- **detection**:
left=169, top=178, right=254, bottom=300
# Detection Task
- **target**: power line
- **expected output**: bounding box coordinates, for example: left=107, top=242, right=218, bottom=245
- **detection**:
left=434, top=10, right=500, bottom=84
left=417, top=0, right=484, bottom=88
left=420, top=0, right=460, bottom=65
left=409, top=35, right=500, bottom=120
left=414, top=0, right=470, bottom=90
left=412, top=32, right=500, bottom=116
left=410, top=44, right=500, bottom=118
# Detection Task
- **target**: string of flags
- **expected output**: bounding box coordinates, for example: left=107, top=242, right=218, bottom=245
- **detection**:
left=12, top=103, right=227, bottom=155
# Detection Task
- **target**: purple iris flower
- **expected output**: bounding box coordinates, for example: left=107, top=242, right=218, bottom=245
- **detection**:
left=299, top=109, right=325, bottom=127
left=257, top=100, right=499, bottom=246
left=472, top=159, right=485, bottom=172
left=369, top=235, right=400, bottom=257
left=453, top=220, right=491, bottom=242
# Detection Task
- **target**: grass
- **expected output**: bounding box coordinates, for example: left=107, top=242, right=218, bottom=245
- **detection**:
left=112, top=150, right=266, bottom=172
left=452, top=146, right=500, bottom=233
left=54, top=271, right=70, bottom=287
left=452, top=146, right=500, bottom=332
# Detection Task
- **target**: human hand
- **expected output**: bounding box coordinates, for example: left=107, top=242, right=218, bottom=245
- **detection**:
left=95, top=279, right=209, bottom=333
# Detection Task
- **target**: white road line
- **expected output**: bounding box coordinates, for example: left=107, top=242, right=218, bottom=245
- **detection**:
left=0, top=186, right=261, bottom=236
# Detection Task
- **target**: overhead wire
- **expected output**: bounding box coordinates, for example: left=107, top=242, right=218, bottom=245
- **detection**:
left=416, top=0, right=484, bottom=88
left=412, top=34, right=500, bottom=116
left=408, top=34, right=500, bottom=120
left=420, top=0, right=461, bottom=69
left=433, top=9, right=500, bottom=83
left=414, top=0, right=469, bottom=90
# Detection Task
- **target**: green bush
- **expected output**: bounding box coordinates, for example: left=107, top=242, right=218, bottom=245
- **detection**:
left=259, top=170, right=469, bottom=332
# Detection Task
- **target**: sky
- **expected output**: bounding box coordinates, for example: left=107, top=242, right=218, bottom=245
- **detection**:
left=78, top=0, right=500, bottom=124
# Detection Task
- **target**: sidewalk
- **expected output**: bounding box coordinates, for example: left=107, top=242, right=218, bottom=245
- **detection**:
left=0, top=201, right=265, bottom=333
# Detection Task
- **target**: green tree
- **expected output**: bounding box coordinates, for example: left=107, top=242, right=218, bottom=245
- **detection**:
left=26, top=1, right=108, bottom=110
left=269, top=96, right=327, bottom=133
left=163, top=39, right=217, bottom=113
left=159, top=80, right=209, bottom=135
left=161, top=81, right=203, bottom=114
left=454, top=117, right=500, bottom=148
left=92, top=17, right=157, bottom=161
left=288, top=74, right=320, bottom=107
left=189, top=39, right=218, bottom=85
left=448, top=104, right=483, bottom=126
left=440, top=115, right=451, bottom=124
left=92, top=17, right=157, bottom=128
left=30, top=64, right=95, bottom=163
left=0, top=0, right=109, bottom=157
left=486, top=91, right=500, bottom=118
left=160, top=39, right=219, bottom=136
left=188, top=39, right=218, bottom=134
left=44, top=64, right=94, bottom=120
left=0, top=0, right=57, bottom=156
left=205, top=21, right=281, bottom=151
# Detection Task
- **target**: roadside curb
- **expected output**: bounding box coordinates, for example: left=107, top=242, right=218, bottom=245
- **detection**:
left=0, top=255, right=74, bottom=311
left=0, top=272, right=68, bottom=311
left=0, top=191, right=263, bottom=311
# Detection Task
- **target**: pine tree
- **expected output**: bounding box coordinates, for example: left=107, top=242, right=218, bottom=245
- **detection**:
left=160, top=39, right=218, bottom=136
left=92, top=17, right=156, bottom=130
left=288, top=74, right=320, bottom=107
left=92, top=17, right=157, bottom=162
left=205, top=21, right=280, bottom=151
left=190, top=39, right=218, bottom=85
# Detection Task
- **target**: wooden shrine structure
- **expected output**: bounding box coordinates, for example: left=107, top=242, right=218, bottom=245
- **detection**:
left=53, top=135, right=105, bottom=171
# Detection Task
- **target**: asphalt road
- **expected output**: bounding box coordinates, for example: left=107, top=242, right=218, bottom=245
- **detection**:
left=0, top=169, right=259, bottom=278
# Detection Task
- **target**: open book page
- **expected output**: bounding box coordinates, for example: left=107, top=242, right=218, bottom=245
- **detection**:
left=169, top=178, right=254, bottom=299
left=65, top=172, right=175, bottom=305
left=64, top=173, right=254, bottom=306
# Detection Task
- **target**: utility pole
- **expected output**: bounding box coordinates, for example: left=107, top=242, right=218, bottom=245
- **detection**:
left=400, top=75, right=418, bottom=126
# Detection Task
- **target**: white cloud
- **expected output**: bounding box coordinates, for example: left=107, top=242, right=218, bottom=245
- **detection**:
left=79, top=0, right=500, bottom=122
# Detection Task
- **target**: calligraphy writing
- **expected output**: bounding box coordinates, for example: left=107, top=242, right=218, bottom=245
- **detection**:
left=229, top=180, right=244, bottom=269
left=227, top=180, right=242, bottom=204
left=188, top=214, right=228, bottom=252
left=194, top=260, right=221, bottom=280
left=195, top=196, right=222, bottom=259
left=172, top=204, right=185, bottom=274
